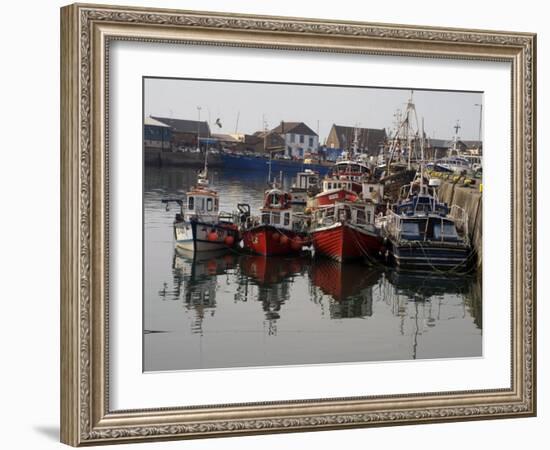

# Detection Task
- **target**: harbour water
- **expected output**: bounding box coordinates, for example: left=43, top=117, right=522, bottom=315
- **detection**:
left=144, top=166, right=482, bottom=372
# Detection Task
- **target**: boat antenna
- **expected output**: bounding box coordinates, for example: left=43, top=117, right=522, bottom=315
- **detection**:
left=264, top=115, right=272, bottom=184
left=234, top=111, right=240, bottom=134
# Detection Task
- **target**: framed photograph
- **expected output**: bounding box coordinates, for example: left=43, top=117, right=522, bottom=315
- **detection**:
left=60, top=3, right=536, bottom=446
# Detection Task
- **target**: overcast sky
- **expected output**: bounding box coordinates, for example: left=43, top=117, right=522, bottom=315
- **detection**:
left=144, top=77, right=483, bottom=142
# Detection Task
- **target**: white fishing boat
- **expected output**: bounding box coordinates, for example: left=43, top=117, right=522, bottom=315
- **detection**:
left=164, top=152, right=241, bottom=253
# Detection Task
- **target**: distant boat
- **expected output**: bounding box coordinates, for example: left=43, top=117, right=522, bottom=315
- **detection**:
left=312, top=159, right=372, bottom=207
left=220, top=151, right=333, bottom=175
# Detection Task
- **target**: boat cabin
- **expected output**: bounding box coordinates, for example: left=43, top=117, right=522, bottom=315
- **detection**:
left=394, top=194, right=449, bottom=217
left=260, top=187, right=306, bottom=232
left=331, top=161, right=370, bottom=181
left=314, top=201, right=377, bottom=229
left=386, top=213, right=463, bottom=243
left=321, top=178, right=356, bottom=193
left=184, top=187, right=220, bottom=222
left=292, top=169, right=319, bottom=191
left=362, top=182, right=384, bottom=203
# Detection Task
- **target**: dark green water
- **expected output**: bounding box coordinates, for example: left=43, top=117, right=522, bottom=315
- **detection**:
left=144, top=166, right=482, bottom=371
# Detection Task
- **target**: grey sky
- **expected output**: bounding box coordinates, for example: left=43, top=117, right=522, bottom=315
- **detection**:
left=144, top=78, right=482, bottom=142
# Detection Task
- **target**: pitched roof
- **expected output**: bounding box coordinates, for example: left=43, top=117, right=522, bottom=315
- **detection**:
left=330, top=125, right=386, bottom=151
left=144, top=116, right=171, bottom=127
left=460, top=140, right=483, bottom=148
left=270, top=121, right=318, bottom=136
left=151, top=116, right=211, bottom=136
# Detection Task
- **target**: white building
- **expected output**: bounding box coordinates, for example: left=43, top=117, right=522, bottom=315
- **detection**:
left=270, top=121, right=319, bottom=158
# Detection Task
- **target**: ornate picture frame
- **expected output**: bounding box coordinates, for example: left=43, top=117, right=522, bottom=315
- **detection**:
left=60, top=3, right=536, bottom=446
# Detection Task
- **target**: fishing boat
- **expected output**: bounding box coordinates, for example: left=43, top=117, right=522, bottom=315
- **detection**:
left=241, top=184, right=310, bottom=256
left=382, top=166, right=471, bottom=271
left=310, top=200, right=383, bottom=262
left=164, top=159, right=241, bottom=253
left=311, top=158, right=372, bottom=207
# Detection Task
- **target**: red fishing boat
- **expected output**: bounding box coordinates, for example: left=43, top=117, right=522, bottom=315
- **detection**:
left=311, top=160, right=370, bottom=207
left=241, top=185, right=310, bottom=256
left=310, top=200, right=383, bottom=262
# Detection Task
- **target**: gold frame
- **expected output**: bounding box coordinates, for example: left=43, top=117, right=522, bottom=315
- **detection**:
left=60, top=3, right=537, bottom=446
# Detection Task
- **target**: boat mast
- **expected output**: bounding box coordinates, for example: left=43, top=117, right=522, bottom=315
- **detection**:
left=352, top=125, right=359, bottom=160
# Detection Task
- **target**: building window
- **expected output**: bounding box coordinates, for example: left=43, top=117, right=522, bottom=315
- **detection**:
left=299, top=135, right=304, bottom=143
left=290, top=134, right=295, bottom=143
left=309, top=137, right=314, bottom=147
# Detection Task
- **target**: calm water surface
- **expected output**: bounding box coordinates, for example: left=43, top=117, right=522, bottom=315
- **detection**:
left=144, top=166, right=482, bottom=371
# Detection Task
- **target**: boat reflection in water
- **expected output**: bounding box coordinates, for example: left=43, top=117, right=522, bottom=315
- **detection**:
left=382, top=269, right=482, bottom=359
left=172, top=248, right=237, bottom=334
left=236, top=254, right=309, bottom=335
left=309, top=258, right=383, bottom=319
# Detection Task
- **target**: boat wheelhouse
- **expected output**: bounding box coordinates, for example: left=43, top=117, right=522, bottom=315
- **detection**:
left=290, top=169, right=320, bottom=209
left=310, top=200, right=383, bottom=262
left=241, top=185, right=310, bottom=256
left=312, top=159, right=371, bottom=207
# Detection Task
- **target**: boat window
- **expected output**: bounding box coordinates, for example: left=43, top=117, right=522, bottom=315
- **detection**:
left=284, top=212, right=290, bottom=226
left=434, top=222, right=459, bottom=241
left=400, top=221, right=421, bottom=240
left=262, top=213, right=270, bottom=225
left=367, top=211, right=372, bottom=223
left=206, top=198, right=213, bottom=211
left=199, top=197, right=205, bottom=211
left=214, top=198, right=219, bottom=210
left=272, top=212, right=281, bottom=225
left=356, top=209, right=366, bottom=224
left=188, top=196, right=194, bottom=210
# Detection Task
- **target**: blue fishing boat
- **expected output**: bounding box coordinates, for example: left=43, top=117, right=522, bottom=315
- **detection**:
left=381, top=176, right=472, bottom=271
left=220, top=152, right=333, bottom=175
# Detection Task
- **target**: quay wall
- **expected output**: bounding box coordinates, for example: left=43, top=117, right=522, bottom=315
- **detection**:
left=438, top=180, right=483, bottom=268
left=144, top=150, right=223, bottom=167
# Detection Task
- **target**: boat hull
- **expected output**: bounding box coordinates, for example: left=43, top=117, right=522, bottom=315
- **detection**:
left=175, top=219, right=240, bottom=253
left=242, top=225, right=306, bottom=256
left=311, top=222, right=383, bottom=262
left=221, top=153, right=332, bottom=175
left=389, top=240, right=471, bottom=271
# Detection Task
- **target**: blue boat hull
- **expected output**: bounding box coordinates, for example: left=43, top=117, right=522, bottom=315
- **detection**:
left=389, top=241, right=472, bottom=272
left=220, top=153, right=332, bottom=175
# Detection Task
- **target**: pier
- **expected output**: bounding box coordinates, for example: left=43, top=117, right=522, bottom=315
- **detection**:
left=145, top=150, right=223, bottom=167
left=437, top=178, right=482, bottom=268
